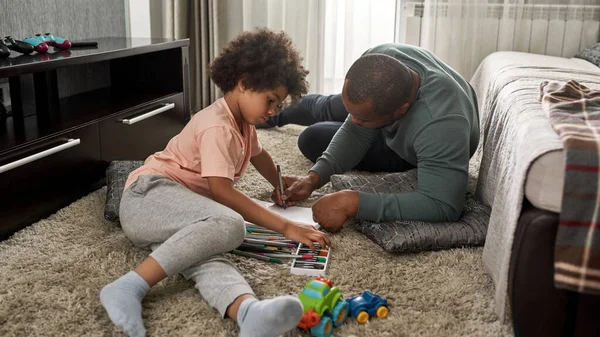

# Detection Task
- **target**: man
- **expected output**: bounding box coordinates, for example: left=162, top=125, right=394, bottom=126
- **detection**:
left=267, top=43, right=479, bottom=232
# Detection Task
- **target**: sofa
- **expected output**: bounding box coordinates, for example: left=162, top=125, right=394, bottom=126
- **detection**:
left=471, top=51, right=600, bottom=337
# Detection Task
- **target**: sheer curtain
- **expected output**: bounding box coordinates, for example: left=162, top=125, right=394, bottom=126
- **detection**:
left=218, top=0, right=325, bottom=94
left=217, top=0, right=398, bottom=95
left=409, top=0, right=600, bottom=79
left=152, top=0, right=399, bottom=101
left=152, top=1, right=599, bottom=105
left=322, top=0, right=397, bottom=94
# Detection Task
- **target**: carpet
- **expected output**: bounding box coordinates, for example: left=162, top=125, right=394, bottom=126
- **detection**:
left=0, top=125, right=513, bottom=337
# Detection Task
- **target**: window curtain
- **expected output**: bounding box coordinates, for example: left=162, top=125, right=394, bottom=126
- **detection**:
left=151, top=0, right=599, bottom=105
left=150, top=0, right=219, bottom=113
left=217, top=0, right=326, bottom=94
left=402, top=0, right=600, bottom=79
left=322, top=0, right=397, bottom=94
left=153, top=0, right=399, bottom=103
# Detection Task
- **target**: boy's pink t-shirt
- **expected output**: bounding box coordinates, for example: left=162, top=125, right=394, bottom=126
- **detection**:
left=124, top=97, right=263, bottom=198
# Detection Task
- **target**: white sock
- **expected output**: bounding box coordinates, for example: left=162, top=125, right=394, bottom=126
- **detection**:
left=100, top=271, right=150, bottom=337
left=237, top=296, right=304, bottom=337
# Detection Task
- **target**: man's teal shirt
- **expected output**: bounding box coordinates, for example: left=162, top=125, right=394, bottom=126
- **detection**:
left=311, top=43, right=480, bottom=222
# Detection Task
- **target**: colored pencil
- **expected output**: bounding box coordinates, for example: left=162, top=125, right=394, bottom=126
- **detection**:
left=240, top=243, right=281, bottom=251
left=244, top=238, right=297, bottom=248
left=244, top=223, right=280, bottom=229
left=298, top=246, right=327, bottom=250
left=231, top=250, right=282, bottom=264
left=257, top=253, right=326, bottom=261
left=246, top=227, right=280, bottom=234
left=291, top=260, right=326, bottom=265
left=264, top=238, right=294, bottom=242
left=246, top=234, right=286, bottom=240
left=293, top=263, right=325, bottom=269
left=298, top=249, right=328, bottom=256
left=238, top=245, right=288, bottom=254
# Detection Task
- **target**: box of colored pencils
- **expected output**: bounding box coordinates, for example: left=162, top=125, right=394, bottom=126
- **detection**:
left=233, top=222, right=330, bottom=276
left=231, top=222, right=299, bottom=264
left=290, top=242, right=330, bottom=277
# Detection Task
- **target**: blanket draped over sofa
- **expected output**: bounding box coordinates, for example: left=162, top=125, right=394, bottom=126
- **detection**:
left=540, top=80, right=600, bottom=295
left=471, top=52, right=600, bottom=319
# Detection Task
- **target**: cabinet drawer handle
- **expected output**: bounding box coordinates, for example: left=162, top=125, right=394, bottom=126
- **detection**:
left=120, top=103, right=175, bottom=125
left=0, top=138, right=81, bottom=174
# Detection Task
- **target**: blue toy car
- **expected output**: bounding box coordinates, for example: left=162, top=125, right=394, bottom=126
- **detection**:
left=346, top=290, right=389, bottom=324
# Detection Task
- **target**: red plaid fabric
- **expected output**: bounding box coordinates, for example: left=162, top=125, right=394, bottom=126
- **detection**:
left=540, top=80, right=600, bottom=294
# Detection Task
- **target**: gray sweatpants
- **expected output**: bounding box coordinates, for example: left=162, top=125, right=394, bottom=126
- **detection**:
left=119, top=174, right=254, bottom=317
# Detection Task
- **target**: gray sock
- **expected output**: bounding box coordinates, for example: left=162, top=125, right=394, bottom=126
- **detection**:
left=100, top=271, right=150, bottom=337
left=237, top=296, right=304, bottom=337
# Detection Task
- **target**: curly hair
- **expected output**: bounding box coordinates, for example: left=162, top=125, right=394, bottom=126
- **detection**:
left=209, top=28, right=309, bottom=105
left=345, top=53, right=412, bottom=116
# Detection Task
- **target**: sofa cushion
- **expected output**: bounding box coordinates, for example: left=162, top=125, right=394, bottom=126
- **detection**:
left=575, top=42, right=600, bottom=67
left=104, top=160, right=144, bottom=222
left=330, top=169, right=491, bottom=253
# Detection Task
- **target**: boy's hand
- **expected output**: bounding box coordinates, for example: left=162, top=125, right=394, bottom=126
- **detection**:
left=282, top=172, right=321, bottom=202
left=283, top=222, right=331, bottom=251
left=271, top=177, right=295, bottom=207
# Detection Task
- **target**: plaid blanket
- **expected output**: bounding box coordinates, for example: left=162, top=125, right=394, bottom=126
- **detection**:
left=540, top=80, right=600, bottom=294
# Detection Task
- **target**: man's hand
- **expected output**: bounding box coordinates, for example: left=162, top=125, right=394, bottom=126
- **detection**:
left=283, top=222, right=332, bottom=251
left=312, top=190, right=359, bottom=232
left=282, top=171, right=321, bottom=202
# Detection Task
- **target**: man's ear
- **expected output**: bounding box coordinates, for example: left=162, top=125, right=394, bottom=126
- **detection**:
left=394, top=102, right=410, bottom=119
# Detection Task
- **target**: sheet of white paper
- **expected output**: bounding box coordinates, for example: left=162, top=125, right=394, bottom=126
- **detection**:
left=250, top=198, right=317, bottom=226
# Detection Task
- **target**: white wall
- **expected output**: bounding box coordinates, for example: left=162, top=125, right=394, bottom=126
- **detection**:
left=125, top=0, right=152, bottom=37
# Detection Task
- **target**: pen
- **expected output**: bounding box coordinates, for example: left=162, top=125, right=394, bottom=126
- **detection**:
left=276, top=164, right=287, bottom=209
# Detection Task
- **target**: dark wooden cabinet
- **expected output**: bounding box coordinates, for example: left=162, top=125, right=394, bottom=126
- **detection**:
left=0, top=37, right=190, bottom=240
left=99, top=92, right=185, bottom=161
left=0, top=124, right=104, bottom=237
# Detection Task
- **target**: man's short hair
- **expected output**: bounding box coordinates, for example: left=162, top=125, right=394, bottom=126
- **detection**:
left=344, top=53, right=413, bottom=116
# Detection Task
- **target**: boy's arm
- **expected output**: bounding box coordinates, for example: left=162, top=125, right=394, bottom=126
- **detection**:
left=208, top=176, right=288, bottom=232
left=207, top=176, right=331, bottom=249
left=250, top=149, right=279, bottom=188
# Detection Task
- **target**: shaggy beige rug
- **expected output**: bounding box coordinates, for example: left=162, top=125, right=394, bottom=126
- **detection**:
left=0, top=125, right=513, bottom=337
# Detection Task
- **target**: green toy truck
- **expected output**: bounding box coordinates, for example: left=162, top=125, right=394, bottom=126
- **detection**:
left=297, top=276, right=349, bottom=337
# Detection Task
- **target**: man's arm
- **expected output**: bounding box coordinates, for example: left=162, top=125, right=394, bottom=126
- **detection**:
left=356, top=115, right=471, bottom=222
left=310, top=115, right=379, bottom=186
